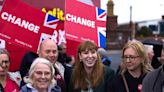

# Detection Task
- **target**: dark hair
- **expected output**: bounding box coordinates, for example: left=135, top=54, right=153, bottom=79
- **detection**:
left=65, top=56, right=72, bottom=63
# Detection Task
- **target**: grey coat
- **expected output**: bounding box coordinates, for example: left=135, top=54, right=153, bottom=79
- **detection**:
left=19, top=84, right=61, bottom=92
left=142, top=65, right=164, bottom=92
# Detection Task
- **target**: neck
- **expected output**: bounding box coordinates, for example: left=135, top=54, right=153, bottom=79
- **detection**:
left=0, top=76, right=7, bottom=87
left=128, top=68, right=141, bottom=78
left=37, top=88, right=47, bottom=92
left=84, top=66, right=93, bottom=76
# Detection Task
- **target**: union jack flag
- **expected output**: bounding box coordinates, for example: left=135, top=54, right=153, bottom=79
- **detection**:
left=97, top=27, right=106, bottom=48
left=43, top=14, right=59, bottom=29
left=96, top=7, right=106, bottom=48
left=96, top=7, right=107, bottom=21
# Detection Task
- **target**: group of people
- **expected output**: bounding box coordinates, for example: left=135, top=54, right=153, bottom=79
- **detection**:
left=0, top=39, right=164, bottom=92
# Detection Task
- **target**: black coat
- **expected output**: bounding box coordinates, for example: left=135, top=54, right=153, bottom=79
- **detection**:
left=19, top=51, right=38, bottom=87
left=107, top=71, right=146, bottom=92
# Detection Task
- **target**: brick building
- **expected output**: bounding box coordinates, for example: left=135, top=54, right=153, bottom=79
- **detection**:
left=106, top=0, right=133, bottom=49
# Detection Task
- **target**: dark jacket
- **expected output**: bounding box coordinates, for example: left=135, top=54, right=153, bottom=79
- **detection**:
left=108, top=71, right=146, bottom=92
left=19, top=52, right=38, bottom=87
left=142, top=65, right=164, bottom=92
left=19, top=84, right=61, bottom=92
left=68, top=66, right=115, bottom=92
left=0, top=83, right=4, bottom=92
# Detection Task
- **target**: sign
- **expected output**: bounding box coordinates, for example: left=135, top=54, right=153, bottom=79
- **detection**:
left=65, top=0, right=106, bottom=47
left=0, top=0, right=64, bottom=52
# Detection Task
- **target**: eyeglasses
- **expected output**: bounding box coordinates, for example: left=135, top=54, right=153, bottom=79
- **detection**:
left=0, top=60, right=9, bottom=66
left=122, top=55, right=140, bottom=62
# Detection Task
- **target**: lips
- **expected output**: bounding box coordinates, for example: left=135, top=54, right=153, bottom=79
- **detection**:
left=0, top=71, right=7, bottom=75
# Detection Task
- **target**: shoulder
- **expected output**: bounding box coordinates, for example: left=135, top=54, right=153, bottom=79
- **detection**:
left=104, top=66, right=115, bottom=82
left=20, top=84, right=31, bottom=92
left=142, top=67, right=161, bottom=87
left=142, top=67, right=162, bottom=92
left=51, top=85, right=61, bottom=92
left=104, top=66, right=115, bottom=76
left=144, top=67, right=161, bottom=81
left=5, top=78, right=19, bottom=92
left=6, top=77, right=19, bottom=88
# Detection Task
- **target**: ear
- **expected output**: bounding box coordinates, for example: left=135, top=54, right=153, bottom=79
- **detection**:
left=37, top=50, right=41, bottom=57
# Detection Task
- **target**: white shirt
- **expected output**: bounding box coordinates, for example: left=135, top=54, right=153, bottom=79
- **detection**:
left=55, top=61, right=65, bottom=79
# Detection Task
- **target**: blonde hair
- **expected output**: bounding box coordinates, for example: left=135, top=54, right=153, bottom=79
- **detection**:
left=120, top=40, right=153, bottom=75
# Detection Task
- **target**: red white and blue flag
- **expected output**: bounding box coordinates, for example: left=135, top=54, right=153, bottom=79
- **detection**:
left=96, top=7, right=107, bottom=21
left=96, top=7, right=106, bottom=48
left=44, top=14, right=59, bottom=29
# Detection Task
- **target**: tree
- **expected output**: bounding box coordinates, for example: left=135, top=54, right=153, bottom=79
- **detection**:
left=136, top=26, right=152, bottom=38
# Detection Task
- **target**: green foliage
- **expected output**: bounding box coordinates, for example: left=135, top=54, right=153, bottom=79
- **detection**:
left=136, top=26, right=153, bottom=37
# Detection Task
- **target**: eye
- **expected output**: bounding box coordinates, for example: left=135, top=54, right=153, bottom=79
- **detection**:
left=35, top=71, right=42, bottom=75
left=44, top=71, right=51, bottom=75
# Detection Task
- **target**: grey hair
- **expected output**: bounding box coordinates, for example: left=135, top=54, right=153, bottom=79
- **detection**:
left=0, top=48, right=10, bottom=57
left=24, top=57, right=56, bottom=85
left=144, top=44, right=154, bottom=53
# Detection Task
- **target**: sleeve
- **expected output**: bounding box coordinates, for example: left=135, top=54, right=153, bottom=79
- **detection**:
left=104, top=66, right=115, bottom=91
left=106, top=75, right=118, bottom=92
left=141, top=69, right=159, bottom=92
left=105, top=66, right=115, bottom=83
left=141, top=74, right=150, bottom=92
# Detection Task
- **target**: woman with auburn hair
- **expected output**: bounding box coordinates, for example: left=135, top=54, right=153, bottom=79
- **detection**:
left=108, top=40, right=153, bottom=92
left=69, top=41, right=114, bottom=92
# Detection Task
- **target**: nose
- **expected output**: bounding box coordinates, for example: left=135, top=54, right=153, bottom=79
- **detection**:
left=1, top=62, right=7, bottom=67
left=125, top=58, right=131, bottom=63
left=41, top=73, right=45, bottom=78
left=88, top=52, right=93, bottom=57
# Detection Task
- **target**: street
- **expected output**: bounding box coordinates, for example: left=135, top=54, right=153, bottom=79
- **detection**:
left=107, top=50, right=122, bottom=72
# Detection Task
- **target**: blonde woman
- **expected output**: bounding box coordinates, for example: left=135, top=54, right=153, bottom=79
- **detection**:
left=108, top=40, right=152, bottom=92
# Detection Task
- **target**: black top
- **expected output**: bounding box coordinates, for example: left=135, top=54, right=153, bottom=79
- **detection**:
left=107, top=71, right=146, bottom=92
left=19, top=51, right=38, bottom=87
left=0, top=83, right=4, bottom=92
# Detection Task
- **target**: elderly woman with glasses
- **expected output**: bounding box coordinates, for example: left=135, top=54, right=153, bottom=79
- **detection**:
left=0, top=48, right=19, bottom=92
left=20, top=57, right=61, bottom=92
left=107, top=40, right=153, bottom=92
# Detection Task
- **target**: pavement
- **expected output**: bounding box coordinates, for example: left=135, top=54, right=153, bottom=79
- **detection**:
left=106, top=50, right=122, bottom=72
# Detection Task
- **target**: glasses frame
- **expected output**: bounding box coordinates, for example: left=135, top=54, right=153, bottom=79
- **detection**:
left=122, top=55, right=140, bottom=62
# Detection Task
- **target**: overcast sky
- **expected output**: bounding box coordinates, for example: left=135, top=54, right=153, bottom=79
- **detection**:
left=101, top=0, right=164, bottom=24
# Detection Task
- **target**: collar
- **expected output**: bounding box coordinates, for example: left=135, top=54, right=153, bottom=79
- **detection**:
left=26, top=83, right=55, bottom=92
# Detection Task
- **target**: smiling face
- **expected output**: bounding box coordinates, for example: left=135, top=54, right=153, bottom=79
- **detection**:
left=38, top=39, right=58, bottom=64
left=79, top=49, right=97, bottom=68
left=32, top=62, right=51, bottom=90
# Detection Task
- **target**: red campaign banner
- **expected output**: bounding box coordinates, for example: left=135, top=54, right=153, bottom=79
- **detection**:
left=0, top=0, right=64, bottom=52
left=65, top=0, right=106, bottom=48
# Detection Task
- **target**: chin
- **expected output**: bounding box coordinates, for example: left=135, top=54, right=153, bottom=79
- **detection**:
left=86, top=64, right=95, bottom=68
